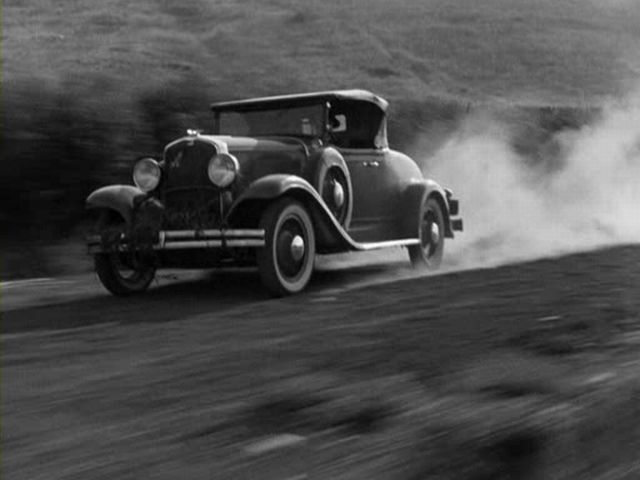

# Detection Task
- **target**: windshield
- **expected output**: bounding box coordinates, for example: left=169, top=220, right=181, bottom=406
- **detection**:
left=215, top=104, right=325, bottom=137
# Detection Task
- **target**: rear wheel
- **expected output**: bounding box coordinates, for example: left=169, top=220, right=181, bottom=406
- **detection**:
left=408, top=197, right=445, bottom=270
left=257, top=199, right=316, bottom=296
left=93, top=213, right=156, bottom=296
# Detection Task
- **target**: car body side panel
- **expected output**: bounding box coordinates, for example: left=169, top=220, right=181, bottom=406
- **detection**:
left=226, top=174, right=420, bottom=254
left=379, top=149, right=426, bottom=237
left=340, top=148, right=387, bottom=240
left=341, top=147, right=426, bottom=242
left=85, top=185, right=146, bottom=224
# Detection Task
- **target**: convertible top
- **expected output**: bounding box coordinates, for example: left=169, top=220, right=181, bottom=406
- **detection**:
left=210, top=89, right=389, bottom=112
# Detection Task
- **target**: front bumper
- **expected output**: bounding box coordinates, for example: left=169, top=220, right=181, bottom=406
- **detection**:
left=87, top=229, right=265, bottom=254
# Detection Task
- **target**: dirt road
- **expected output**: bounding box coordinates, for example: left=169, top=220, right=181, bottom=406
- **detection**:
left=3, top=246, right=640, bottom=479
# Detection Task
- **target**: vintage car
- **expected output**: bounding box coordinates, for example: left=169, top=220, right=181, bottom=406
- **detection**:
left=86, top=89, right=463, bottom=296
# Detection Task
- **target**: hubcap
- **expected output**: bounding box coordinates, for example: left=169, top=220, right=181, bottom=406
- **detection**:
left=322, top=169, right=348, bottom=224
left=275, top=218, right=308, bottom=280
left=333, top=181, right=345, bottom=208
left=290, top=235, right=305, bottom=262
left=430, top=222, right=440, bottom=245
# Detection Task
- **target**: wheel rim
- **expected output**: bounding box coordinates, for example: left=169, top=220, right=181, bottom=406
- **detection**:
left=103, top=226, right=153, bottom=286
left=111, top=251, right=151, bottom=284
left=275, top=216, right=309, bottom=281
left=322, top=169, right=348, bottom=224
left=420, top=208, right=442, bottom=259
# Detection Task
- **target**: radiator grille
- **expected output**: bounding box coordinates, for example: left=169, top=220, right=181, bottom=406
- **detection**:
left=163, top=140, right=217, bottom=189
left=160, top=139, right=222, bottom=229
left=161, top=187, right=222, bottom=230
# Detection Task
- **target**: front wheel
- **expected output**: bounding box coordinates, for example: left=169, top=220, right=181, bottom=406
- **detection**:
left=408, top=197, right=445, bottom=270
left=93, top=215, right=156, bottom=296
left=257, top=199, right=316, bottom=296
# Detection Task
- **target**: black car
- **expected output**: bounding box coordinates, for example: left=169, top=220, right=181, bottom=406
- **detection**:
left=86, top=90, right=462, bottom=296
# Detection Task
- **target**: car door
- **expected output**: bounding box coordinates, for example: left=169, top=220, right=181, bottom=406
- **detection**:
left=329, top=101, right=398, bottom=242
left=341, top=147, right=396, bottom=242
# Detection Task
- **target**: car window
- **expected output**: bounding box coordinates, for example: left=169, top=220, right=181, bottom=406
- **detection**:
left=330, top=114, right=347, bottom=132
left=217, top=105, right=324, bottom=137
left=329, top=101, right=385, bottom=149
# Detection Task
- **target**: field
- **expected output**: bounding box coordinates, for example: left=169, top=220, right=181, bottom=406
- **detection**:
left=5, top=0, right=640, bottom=103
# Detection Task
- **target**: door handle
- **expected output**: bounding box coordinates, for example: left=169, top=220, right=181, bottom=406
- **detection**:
left=363, top=161, right=380, bottom=168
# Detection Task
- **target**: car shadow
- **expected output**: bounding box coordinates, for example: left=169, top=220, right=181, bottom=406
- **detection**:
left=1, top=262, right=406, bottom=334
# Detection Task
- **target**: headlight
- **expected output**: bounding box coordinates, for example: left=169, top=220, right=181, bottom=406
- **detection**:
left=133, top=158, right=161, bottom=192
left=208, top=153, right=239, bottom=188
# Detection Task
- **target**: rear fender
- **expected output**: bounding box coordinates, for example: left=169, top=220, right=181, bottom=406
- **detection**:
left=85, top=185, right=146, bottom=225
left=227, top=174, right=353, bottom=253
left=399, top=180, right=453, bottom=238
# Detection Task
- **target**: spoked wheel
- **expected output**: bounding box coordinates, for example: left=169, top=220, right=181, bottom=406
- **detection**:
left=257, top=199, right=316, bottom=296
left=93, top=214, right=156, bottom=296
left=320, top=167, right=350, bottom=226
left=408, top=197, right=445, bottom=270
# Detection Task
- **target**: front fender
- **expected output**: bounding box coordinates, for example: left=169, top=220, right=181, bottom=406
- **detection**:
left=399, top=179, right=453, bottom=238
left=85, top=185, right=146, bottom=224
left=228, top=174, right=355, bottom=253
left=232, top=174, right=310, bottom=202
left=226, top=174, right=320, bottom=226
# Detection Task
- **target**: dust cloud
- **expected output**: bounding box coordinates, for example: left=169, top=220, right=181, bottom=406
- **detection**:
left=424, top=93, right=640, bottom=270
left=318, top=93, right=640, bottom=282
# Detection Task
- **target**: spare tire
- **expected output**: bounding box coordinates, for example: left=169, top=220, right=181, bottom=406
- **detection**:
left=317, top=164, right=352, bottom=228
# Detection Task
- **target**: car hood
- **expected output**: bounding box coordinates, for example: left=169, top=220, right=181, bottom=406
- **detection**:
left=203, top=135, right=309, bottom=153
left=200, top=135, right=310, bottom=183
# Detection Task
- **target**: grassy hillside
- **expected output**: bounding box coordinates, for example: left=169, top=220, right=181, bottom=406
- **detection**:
left=4, top=0, right=640, bottom=104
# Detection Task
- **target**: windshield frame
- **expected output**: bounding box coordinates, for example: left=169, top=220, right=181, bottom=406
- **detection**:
left=212, top=102, right=329, bottom=139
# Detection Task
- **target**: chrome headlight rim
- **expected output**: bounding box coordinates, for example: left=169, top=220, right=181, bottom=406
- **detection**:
left=208, top=153, right=239, bottom=188
left=133, top=157, right=161, bottom=193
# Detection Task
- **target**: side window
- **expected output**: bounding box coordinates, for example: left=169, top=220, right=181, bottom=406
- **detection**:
left=329, top=101, right=384, bottom=149
left=329, top=112, right=349, bottom=148
left=330, top=114, right=347, bottom=132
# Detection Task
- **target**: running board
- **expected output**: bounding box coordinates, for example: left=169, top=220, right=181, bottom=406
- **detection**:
left=87, top=229, right=265, bottom=254
left=351, top=238, right=420, bottom=251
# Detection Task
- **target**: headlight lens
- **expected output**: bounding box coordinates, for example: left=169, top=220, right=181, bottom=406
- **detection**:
left=133, top=158, right=161, bottom=192
left=208, top=153, right=239, bottom=188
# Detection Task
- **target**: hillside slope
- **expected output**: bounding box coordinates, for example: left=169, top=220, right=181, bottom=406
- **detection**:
left=4, top=0, right=640, bottom=104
